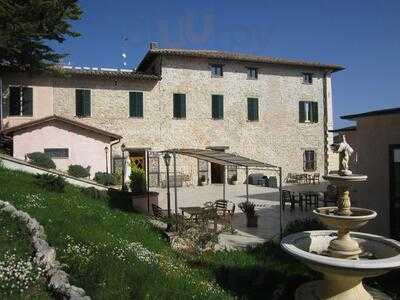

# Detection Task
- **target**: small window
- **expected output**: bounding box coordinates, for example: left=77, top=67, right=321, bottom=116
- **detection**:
left=129, top=92, right=143, bottom=118
left=9, top=86, right=33, bottom=116
left=247, top=98, right=259, bottom=121
left=211, top=64, right=223, bottom=77
left=173, top=93, right=186, bottom=119
left=76, top=89, right=91, bottom=117
left=303, top=73, right=313, bottom=84
left=299, top=101, right=318, bottom=123
left=44, top=148, right=69, bottom=159
left=303, top=150, right=316, bottom=171
left=211, top=95, right=224, bottom=119
left=247, top=67, right=258, bottom=79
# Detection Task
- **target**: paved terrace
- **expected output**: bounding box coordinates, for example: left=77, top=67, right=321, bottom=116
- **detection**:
left=153, top=182, right=328, bottom=249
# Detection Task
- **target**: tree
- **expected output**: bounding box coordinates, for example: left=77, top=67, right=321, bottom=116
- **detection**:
left=0, top=0, right=82, bottom=72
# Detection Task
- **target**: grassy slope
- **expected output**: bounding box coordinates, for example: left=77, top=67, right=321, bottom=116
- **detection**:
left=0, top=210, right=51, bottom=299
left=0, top=167, right=228, bottom=299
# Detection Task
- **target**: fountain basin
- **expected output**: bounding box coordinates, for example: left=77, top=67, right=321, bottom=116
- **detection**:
left=281, top=230, right=400, bottom=299
left=314, top=207, right=377, bottom=231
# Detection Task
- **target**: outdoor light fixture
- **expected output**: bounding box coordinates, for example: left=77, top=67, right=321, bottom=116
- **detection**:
left=121, top=143, right=126, bottom=190
left=104, top=146, right=109, bottom=174
left=163, top=152, right=171, bottom=167
left=163, top=152, right=172, bottom=221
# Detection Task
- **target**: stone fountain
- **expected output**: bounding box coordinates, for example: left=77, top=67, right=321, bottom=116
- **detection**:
left=281, top=135, right=400, bottom=300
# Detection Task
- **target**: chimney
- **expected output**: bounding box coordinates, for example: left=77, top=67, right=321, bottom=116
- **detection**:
left=149, top=42, right=159, bottom=50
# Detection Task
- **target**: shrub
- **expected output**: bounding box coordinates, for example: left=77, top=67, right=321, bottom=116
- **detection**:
left=238, top=201, right=257, bottom=217
left=112, top=171, right=123, bottom=185
left=94, top=172, right=115, bottom=186
left=27, top=152, right=56, bottom=169
left=80, top=187, right=109, bottom=201
left=129, top=164, right=146, bottom=194
left=231, top=174, right=237, bottom=181
left=68, top=164, right=90, bottom=178
left=34, top=173, right=66, bottom=192
left=283, top=218, right=326, bottom=237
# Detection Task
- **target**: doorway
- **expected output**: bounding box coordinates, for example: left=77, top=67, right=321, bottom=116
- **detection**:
left=389, top=145, right=400, bottom=240
left=211, top=163, right=224, bottom=184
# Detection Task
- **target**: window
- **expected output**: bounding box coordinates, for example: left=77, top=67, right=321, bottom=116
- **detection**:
left=211, top=64, right=223, bottom=77
left=212, top=95, right=224, bottom=119
left=299, top=101, right=318, bottom=123
left=75, top=89, right=91, bottom=117
left=247, top=67, right=258, bottom=79
left=303, top=150, right=316, bottom=171
left=44, top=148, right=69, bottom=159
left=9, top=86, right=33, bottom=116
left=247, top=98, right=259, bottom=121
left=303, top=73, right=313, bottom=84
left=129, top=92, right=143, bottom=118
left=173, top=93, right=186, bottom=119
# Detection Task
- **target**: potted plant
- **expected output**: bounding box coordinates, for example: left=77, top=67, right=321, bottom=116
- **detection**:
left=199, top=175, right=207, bottom=186
left=238, top=201, right=258, bottom=227
left=230, top=174, right=238, bottom=185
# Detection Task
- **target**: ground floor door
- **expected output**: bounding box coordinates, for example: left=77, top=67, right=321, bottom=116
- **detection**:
left=389, top=145, right=400, bottom=240
left=211, top=163, right=224, bottom=184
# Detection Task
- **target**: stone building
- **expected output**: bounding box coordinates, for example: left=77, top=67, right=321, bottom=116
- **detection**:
left=333, top=108, right=400, bottom=239
left=0, top=43, right=344, bottom=185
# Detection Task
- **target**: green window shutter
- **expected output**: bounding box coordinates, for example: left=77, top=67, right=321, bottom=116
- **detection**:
left=9, top=86, right=21, bottom=116
left=129, top=92, right=143, bottom=117
left=76, top=89, right=83, bottom=116
left=83, top=90, right=91, bottom=117
left=299, top=101, right=306, bottom=123
left=212, top=95, right=223, bottom=119
left=248, top=98, right=259, bottom=121
left=173, top=94, right=186, bottom=118
left=311, top=102, right=318, bottom=123
left=22, top=87, right=33, bottom=116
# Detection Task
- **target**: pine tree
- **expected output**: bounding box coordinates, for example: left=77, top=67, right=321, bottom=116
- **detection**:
left=0, top=0, right=82, bottom=72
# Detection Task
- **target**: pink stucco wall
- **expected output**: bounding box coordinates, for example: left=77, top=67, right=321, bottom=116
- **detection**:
left=13, top=121, right=112, bottom=178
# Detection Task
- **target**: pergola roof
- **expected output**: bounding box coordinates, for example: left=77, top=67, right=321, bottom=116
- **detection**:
left=166, top=148, right=278, bottom=169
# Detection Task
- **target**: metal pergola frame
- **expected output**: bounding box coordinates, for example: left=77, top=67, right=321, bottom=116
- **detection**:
left=147, top=148, right=284, bottom=239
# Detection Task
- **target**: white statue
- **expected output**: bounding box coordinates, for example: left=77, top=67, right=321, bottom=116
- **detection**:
left=124, top=157, right=131, bottom=187
left=333, top=135, right=354, bottom=176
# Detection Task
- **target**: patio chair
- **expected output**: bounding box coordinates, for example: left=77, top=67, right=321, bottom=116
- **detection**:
left=282, top=190, right=303, bottom=212
left=323, top=184, right=338, bottom=207
left=152, top=204, right=168, bottom=219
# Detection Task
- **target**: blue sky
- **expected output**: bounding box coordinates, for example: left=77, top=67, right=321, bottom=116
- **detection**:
left=54, top=0, right=400, bottom=128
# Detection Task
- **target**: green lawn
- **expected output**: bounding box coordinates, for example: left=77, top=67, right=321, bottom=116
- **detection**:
left=0, top=165, right=398, bottom=300
left=0, top=210, right=51, bottom=299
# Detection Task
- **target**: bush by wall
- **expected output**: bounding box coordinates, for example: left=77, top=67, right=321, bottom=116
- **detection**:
left=129, top=164, right=146, bottom=194
left=94, top=172, right=115, bottom=186
left=34, top=174, right=66, bottom=192
left=80, top=187, right=109, bottom=202
left=27, top=152, right=56, bottom=169
left=68, top=165, right=90, bottom=178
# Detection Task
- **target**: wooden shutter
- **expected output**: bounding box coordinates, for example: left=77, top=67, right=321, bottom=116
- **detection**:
left=130, top=92, right=143, bottom=117
left=311, top=102, right=318, bottom=123
left=299, top=101, right=306, bottom=123
left=212, top=95, right=223, bottom=119
left=22, top=87, right=33, bottom=116
left=76, top=89, right=83, bottom=116
left=173, top=94, right=186, bottom=118
left=83, top=90, right=91, bottom=117
left=9, top=86, right=21, bottom=116
left=248, top=98, right=258, bottom=121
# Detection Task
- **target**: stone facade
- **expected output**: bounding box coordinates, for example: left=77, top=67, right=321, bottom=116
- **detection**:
left=1, top=50, right=339, bottom=184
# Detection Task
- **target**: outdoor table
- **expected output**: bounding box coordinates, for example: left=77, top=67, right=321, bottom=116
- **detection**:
left=299, top=191, right=320, bottom=210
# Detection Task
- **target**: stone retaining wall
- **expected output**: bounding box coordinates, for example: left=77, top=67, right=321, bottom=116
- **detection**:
left=0, top=200, right=90, bottom=299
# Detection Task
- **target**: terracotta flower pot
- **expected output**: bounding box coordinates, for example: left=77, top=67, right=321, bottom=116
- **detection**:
left=246, top=215, right=258, bottom=227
